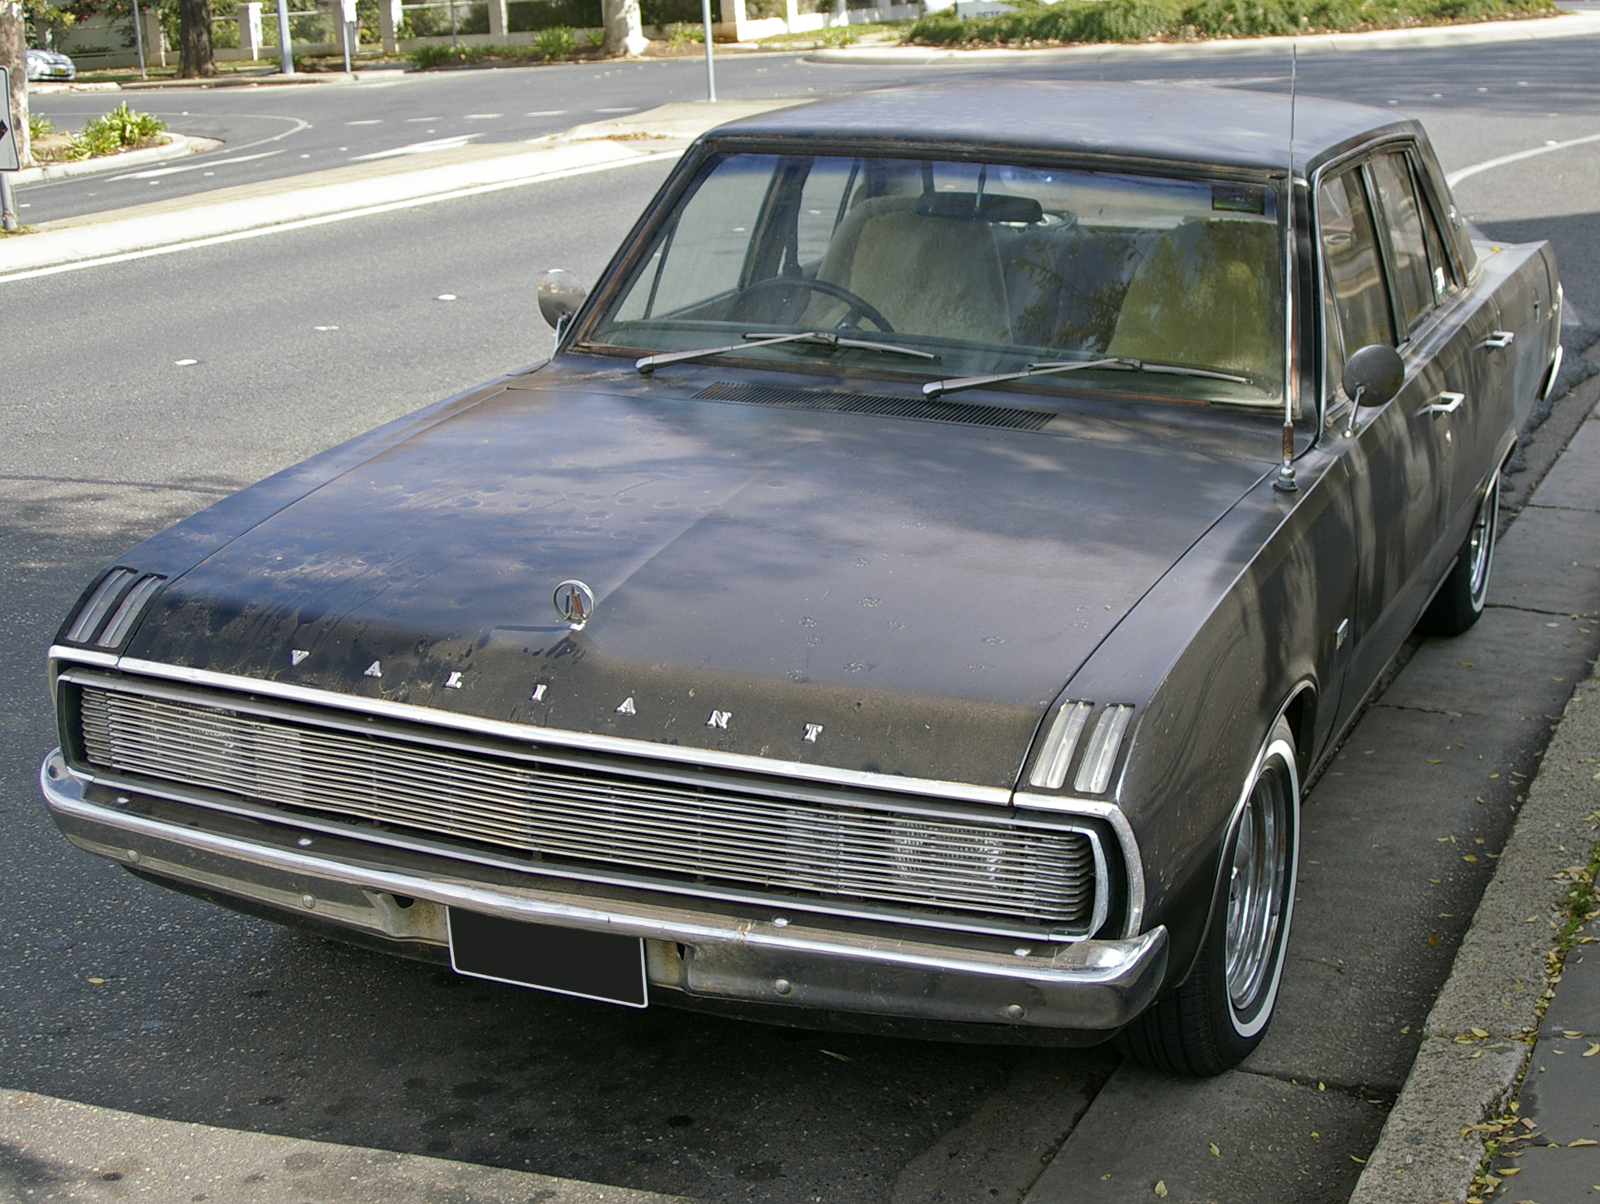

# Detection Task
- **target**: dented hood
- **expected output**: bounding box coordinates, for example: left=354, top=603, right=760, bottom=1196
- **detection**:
left=125, top=367, right=1271, bottom=790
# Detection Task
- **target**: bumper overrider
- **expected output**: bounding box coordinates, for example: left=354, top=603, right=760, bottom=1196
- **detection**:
left=40, top=749, right=1167, bottom=1033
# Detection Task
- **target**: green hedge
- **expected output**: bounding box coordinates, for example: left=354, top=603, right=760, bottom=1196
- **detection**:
left=508, top=0, right=603, bottom=30
left=907, top=0, right=1554, bottom=45
left=641, top=0, right=723, bottom=23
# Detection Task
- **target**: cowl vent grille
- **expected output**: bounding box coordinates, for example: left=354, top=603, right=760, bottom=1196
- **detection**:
left=693, top=382, right=1054, bottom=430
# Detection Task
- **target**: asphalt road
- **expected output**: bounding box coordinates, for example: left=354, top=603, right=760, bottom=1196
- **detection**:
left=2, top=30, right=1599, bottom=1204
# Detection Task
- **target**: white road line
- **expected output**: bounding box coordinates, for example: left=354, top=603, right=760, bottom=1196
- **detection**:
left=526, top=109, right=568, bottom=116
left=595, top=107, right=638, bottom=113
left=346, top=118, right=382, bottom=125
left=464, top=112, right=504, bottom=119
left=406, top=115, right=443, bottom=122
left=1447, top=130, right=1600, bottom=187
left=0, top=150, right=681, bottom=284
left=350, top=134, right=482, bottom=161
left=110, top=149, right=284, bottom=181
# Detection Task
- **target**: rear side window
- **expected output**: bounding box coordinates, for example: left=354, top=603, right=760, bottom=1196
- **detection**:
left=1318, top=169, right=1395, bottom=361
left=1369, top=151, right=1435, bottom=335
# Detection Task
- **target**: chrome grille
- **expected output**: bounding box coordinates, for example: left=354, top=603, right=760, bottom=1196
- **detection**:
left=76, top=684, right=1095, bottom=926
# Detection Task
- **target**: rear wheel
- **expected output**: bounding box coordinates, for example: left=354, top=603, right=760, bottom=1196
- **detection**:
left=1420, top=471, right=1500, bottom=637
left=1117, top=718, right=1299, bottom=1076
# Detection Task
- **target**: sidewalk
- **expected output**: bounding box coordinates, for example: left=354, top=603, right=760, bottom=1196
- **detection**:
left=806, top=7, right=1600, bottom=65
left=0, top=1088, right=687, bottom=1203
left=1348, top=355, right=1600, bottom=1204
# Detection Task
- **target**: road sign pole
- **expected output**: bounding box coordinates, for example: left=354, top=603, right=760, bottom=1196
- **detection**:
left=700, top=0, right=715, bottom=102
left=276, top=0, right=294, bottom=72
left=131, top=3, right=147, bottom=78
left=0, top=65, right=16, bottom=231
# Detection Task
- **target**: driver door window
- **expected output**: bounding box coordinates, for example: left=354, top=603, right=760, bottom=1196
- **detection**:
left=1318, top=168, right=1395, bottom=367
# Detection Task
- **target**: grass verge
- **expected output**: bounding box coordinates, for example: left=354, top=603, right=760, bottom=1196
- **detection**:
left=906, top=0, right=1559, bottom=47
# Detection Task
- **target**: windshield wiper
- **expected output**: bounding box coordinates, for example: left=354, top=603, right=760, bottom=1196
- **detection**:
left=922, top=357, right=1250, bottom=399
left=636, top=330, right=937, bottom=374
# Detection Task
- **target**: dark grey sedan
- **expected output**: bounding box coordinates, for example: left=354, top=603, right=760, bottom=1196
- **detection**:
left=40, top=81, right=1562, bottom=1075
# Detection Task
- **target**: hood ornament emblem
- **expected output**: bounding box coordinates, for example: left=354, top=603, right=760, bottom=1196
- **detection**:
left=553, top=579, right=596, bottom=631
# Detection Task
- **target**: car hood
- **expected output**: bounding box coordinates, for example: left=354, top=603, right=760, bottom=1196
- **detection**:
left=124, top=366, right=1271, bottom=790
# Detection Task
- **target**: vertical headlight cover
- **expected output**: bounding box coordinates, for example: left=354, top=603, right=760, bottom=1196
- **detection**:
left=1028, top=700, right=1092, bottom=790
left=1074, top=705, right=1133, bottom=795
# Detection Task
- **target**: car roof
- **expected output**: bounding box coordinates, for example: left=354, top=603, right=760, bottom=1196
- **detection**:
left=711, top=80, right=1417, bottom=176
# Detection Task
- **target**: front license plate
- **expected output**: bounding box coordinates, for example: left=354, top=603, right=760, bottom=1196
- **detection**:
left=447, top=909, right=647, bottom=1008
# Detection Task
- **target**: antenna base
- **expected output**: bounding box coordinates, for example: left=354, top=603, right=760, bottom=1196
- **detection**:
left=1273, top=460, right=1299, bottom=494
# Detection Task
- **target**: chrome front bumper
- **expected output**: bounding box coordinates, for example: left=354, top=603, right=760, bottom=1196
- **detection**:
left=40, top=750, right=1167, bottom=1033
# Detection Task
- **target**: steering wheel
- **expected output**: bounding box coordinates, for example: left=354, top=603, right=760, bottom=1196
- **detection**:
left=729, top=276, right=895, bottom=333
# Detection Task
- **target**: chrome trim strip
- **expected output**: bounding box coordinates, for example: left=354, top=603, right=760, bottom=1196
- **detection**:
left=48, top=645, right=118, bottom=668
left=69, top=757, right=1097, bottom=942
left=63, top=568, right=137, bottom=644
left=42, top=753, right=1166, bottom=1012
left=94, top=655, right=1012, bottom=806
left=1013, top=793, right=1145, bottom=939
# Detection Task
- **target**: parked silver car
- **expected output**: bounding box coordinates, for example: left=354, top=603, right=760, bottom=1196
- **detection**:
left=25, top=48, right=76, bottom=81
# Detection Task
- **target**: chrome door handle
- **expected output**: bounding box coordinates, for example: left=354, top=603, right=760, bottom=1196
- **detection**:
left=1481, top=330, right=1515, bottom=349
left=1427, top=392, right=1465, bottom=415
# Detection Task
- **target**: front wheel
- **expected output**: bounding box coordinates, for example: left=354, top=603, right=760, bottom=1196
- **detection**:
left=1117, top=718, right=1300, bottom=1076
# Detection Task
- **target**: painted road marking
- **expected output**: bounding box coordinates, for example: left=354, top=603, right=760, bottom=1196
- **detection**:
left=351, top=134, right=482, bottom=161
left=1447, top=130, right=1600, bottom=187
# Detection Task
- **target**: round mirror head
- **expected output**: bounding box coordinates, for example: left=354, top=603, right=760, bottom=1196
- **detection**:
left=538, top=269, right=588, bottom=330
left=1341, top=343, right=1405, bottom=409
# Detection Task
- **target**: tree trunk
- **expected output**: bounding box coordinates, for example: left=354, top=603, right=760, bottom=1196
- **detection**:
left=0, top=0, right=30, bottom=167
left=178, top=0, right=216, bottom=77
left=601, top=0, right=646, bottom=56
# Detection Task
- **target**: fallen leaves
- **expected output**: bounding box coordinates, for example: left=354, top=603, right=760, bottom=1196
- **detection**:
left=1209, top=1143, right=1219, bottom=1157
left=1154, top=1180, right=1168, bottom=1198
left=1584, top=1043, right=1600, bottom=1058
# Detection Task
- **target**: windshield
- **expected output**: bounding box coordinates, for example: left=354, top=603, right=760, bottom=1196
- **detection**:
left=583, top=152, right=1286, bottom=407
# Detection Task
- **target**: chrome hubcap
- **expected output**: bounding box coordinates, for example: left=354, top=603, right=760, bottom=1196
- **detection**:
left=1224, top=759, right=1291, bottom=1017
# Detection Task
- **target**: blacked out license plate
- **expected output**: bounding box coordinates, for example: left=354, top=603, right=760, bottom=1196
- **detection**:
left=447, top=909, right=647, bottom=1008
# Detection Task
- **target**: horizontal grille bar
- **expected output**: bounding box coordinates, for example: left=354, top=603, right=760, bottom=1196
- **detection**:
left=77, top=685, right=1094, bottom=926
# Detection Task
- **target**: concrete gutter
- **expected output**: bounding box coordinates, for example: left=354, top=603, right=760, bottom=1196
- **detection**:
left=806, top=8, right=1600, bottom=65
left=0, top=1087, right=688, bottom=1203
left=9, top=133, right=223, bottom=187
left=1349, top=358, right=1600, bottom=1204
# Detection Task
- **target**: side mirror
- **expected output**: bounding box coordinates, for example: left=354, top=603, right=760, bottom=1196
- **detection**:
left=1341, top=343, right=1405, bottom=410
left=538, top=269, right=588, bottom=332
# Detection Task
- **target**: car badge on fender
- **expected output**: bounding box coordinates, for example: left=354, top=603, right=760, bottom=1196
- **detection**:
left=553, top=579, right=596, bottom=631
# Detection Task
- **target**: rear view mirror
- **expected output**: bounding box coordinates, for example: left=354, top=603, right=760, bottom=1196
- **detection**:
left=1342, top=344, right=1405, bottom=410
left=539, top=269, right=588, bottom=331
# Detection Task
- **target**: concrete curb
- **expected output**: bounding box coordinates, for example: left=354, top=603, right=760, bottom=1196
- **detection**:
left=9, top=133, right=223, bottom=187
left=806, top=9, right=1600, bottom=65
left=1348, top=370, right=1600, bottom=1204
left=27, top=81, right=121, bottom=94
left=0, top=1087, right=688, bottom=1203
